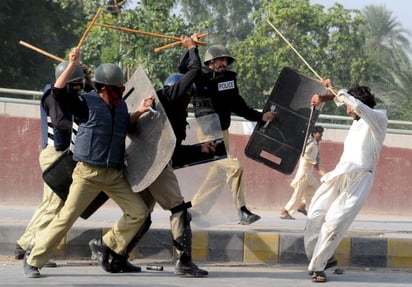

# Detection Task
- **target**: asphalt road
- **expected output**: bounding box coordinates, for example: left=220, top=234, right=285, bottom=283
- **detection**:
left=2, top=258, right=412, bottom=287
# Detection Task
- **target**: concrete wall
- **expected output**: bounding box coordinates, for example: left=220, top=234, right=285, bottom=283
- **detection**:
left=1, top=101, right=412, bottom=215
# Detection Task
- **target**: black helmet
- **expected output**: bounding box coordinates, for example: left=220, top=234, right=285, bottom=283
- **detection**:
left=203, top=44, right=235, bottom=65
left=92, top=63, right=124, bottom=86
left=164, top=73, right=183, bottom=86
left=55, top=61, right=85, bottom=83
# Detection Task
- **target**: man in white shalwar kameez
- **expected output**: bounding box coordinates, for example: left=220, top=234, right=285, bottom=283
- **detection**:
left=305, top=80, right=388, bottom=283
left=280, top=126, right=325, bottom=219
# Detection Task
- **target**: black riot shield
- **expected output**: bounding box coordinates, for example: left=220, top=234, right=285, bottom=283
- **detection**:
left=245, top=67, right=325, bottom=174
left=42, top=149, right=109, bottom=219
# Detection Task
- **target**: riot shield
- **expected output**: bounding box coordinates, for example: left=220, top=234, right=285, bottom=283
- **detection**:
left=42, top=149, right=109, bottom=219
left=123, top=66, right=176, bottom=192
left=245, top=67, right=325, bottom=174
left=172, top=113, right=227, bottom=169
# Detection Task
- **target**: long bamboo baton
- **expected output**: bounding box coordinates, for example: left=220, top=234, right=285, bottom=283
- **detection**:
left=77, top=8, right=102, bottom=49
left=19, top=40, right=64, bottom=62
left=95, top=23, right=182, bottom=40
left=154, top=32, right=209, bottom=53
left=94, top=23, right=208, bottom=51
left=266, top=19, right=336, bottom=157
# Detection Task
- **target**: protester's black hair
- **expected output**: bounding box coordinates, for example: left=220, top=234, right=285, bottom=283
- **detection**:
left=348, top=86, right=376, bottom=108
left=311, top=125, right=324, bottom=135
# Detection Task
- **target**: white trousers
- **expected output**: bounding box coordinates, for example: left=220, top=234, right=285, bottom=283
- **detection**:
left=304, top=171, right=374, bottom=271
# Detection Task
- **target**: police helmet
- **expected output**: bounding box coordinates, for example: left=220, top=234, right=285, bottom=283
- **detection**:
left=55, top=61, right=85, bottom=83
left=164, top=73, right=183, bottom=87
left=164, top=73, right=196, bottom=95
left=203, top=44, right=235, bottom=65
left=92, top=63, right=124, bottom=86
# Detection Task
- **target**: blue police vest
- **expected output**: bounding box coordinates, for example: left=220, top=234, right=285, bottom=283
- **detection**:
left=73, top=92, right=129, bottom=169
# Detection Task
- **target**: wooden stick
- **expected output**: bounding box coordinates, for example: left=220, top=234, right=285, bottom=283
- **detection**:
left=266, top=19, right=337, bottom=97
left=77, top=8, right=102, bottom=49
left=95, top=23, right=182, bottom=41
left=154, top=33, right=209, bottom=53
left=95, top=23, right=208, bottom=46
left=266, top=19, right=322, bottom=80
left=19, top=40, right=64, bottom=62
left=266, top=19, right=337, bottom=158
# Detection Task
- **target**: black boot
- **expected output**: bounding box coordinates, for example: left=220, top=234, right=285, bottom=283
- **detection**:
left=109, top=215, right=151, bottom=273
left=111, top=253, right=141, bottom=273
left=23, top=246, right=40, bottom=278
left=175, top=255, right=208, bottom=277
left=239, top=206, right=261, bottom=225
left=89, top=238, right=111, bottom=272
left=171, top=208, right=208, bottom=277
left=15, top=243, right=26, bottom=260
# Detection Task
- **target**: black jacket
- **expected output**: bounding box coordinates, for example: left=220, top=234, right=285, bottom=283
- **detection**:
left=195, top=67, right=262, bottom=130
left=157, top=47, right=212, bottom=167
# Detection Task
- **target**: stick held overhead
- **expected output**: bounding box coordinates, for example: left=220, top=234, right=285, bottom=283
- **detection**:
left=19, top=40, right=64, bottom=62
left=154, top=33, right=209, bottom=53
left=95, top=23, right=182, bottom=41
left=77, top=8, right=102, bottom=49
left=266, top=19, right=322, bottom=80
left=266, top=19, right=337, bottom=97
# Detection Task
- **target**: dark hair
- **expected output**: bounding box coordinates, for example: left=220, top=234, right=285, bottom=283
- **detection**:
left=311, top=125, right=324, bottom=135
left=347, top=86, right=376, bottom=108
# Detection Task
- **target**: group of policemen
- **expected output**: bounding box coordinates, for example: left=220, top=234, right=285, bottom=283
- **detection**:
left=19, top=33, right=275, bottom=279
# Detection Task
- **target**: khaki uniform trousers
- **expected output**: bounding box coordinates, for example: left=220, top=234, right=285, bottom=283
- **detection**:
left=140, top=164, right=184, bottom=212
left=17, top=145, right=64, bottom=250
left=27, top=162, right=149, bottom=268
left=191, top=130, right=246, bottom=214
left=140, top=164, right=185, bottom=235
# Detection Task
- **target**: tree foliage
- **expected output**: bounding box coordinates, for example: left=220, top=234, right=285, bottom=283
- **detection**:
left=360, top=4, right=412, bottom=118
left=179, top=0, right=262, bottom=44
left=1, top=0, right=411, bottom=120
left=230, top=0, right=368, bottom=114
left=0, top=0, right=88, bottom=91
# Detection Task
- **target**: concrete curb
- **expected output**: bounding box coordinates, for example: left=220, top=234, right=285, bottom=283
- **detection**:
left=2, top=224, right=412, bottom=269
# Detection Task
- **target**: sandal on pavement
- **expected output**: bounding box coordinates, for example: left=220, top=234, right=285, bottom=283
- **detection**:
left=297, top=209, right=307, bottom=216
left=280, top=214, right=295, bottom=220
left=312, top=271, right=327, bottom=283
left=308, top=256, right=338, bottom=276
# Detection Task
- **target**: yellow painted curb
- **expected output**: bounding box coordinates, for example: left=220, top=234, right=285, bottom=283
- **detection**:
left=387, top=238, right=412, bottom=268
left=243, top=232, right=279, bottom=264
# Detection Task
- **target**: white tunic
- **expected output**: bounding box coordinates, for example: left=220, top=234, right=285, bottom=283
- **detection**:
left=323, top=89, right=387, bottom=181
left=304, top=89, right=388, bottom=272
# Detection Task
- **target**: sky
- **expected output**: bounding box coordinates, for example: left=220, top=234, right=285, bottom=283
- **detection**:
left=310, top=0, right=412, bottom=41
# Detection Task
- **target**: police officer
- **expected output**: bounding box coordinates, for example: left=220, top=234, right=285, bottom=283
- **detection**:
left=191, top=44, right=275, bottom=225
left=89, top=35, right=209, bottom=277
left=15, top=51, right=92, bottom=262
left=23, top=53, right=151, bottom=278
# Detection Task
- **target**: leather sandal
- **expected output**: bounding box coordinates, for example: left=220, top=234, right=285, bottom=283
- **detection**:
left=312, top=271, right=327, bottom=283
left=280, top=214, right=295, bottom=220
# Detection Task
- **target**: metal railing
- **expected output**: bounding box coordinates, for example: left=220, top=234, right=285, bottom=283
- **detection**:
left=1, top=87, right=412, bottom=135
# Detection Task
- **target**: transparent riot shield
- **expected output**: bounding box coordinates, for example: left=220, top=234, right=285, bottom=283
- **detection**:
left=172, top=113, right=227, bottom=169
left=123, top=66, right=176, bottom=192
